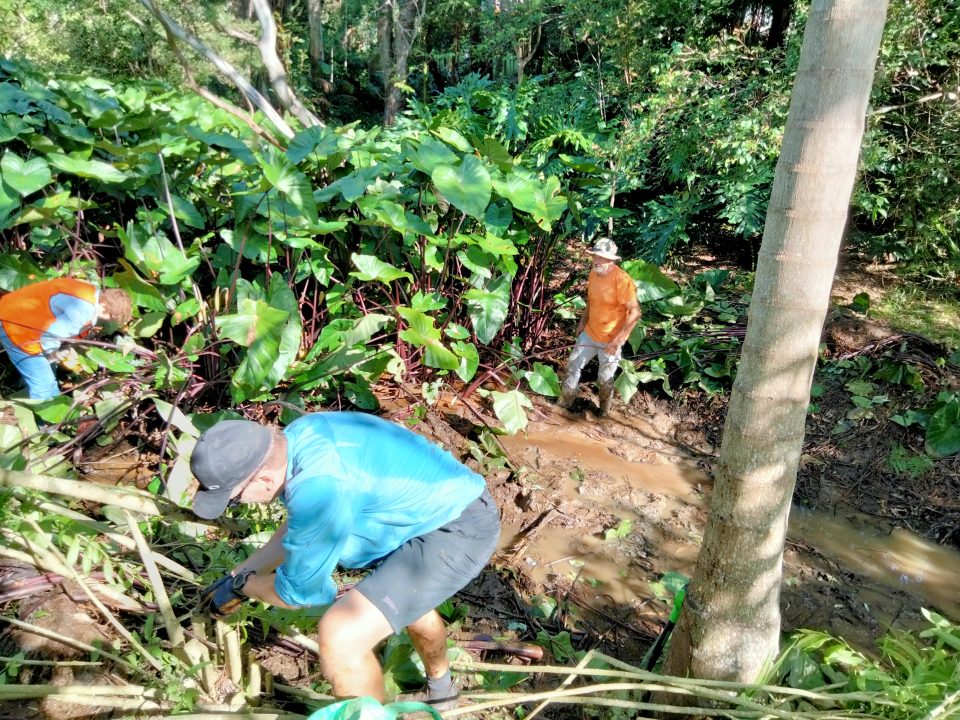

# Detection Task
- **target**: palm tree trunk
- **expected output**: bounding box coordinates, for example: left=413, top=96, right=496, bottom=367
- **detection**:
left=662, top=0, right=889, bottom=685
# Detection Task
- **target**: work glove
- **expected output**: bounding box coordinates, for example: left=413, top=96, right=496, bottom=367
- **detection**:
left=197, top=569, right=255, bottom=619
left=48, top=347, right=84, bottom=373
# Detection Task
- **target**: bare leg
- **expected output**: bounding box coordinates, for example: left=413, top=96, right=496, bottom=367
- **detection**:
left=406, top=609, right=449, bottom=679
left=317, top=590, right=394, bottom=699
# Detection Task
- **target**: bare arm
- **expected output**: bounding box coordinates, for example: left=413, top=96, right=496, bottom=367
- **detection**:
left=576, top=303, right=589, bottom=335
left=233, top=520, right=288, bottom=575
left=605, top=300, right=641, bottom=354
left=229, top=520, right=300, bottom=609
left=241, top=572, right=298, bottom=609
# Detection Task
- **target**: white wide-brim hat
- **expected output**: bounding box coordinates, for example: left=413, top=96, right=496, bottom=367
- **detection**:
left=586, top=237, right=620, bottom=261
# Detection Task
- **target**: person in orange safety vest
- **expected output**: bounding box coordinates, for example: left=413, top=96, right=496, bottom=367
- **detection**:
left=0, top=278, right=132, bottom=400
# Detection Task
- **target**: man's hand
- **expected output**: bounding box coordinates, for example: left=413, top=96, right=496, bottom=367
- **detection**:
left=50, top=347, right=84, bottom=372
left=604, top=340, right=622, bottom=356
left=197, top=570, right=254, bottom=619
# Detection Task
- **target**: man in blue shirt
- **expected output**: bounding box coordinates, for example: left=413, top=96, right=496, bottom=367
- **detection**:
left=190, top=412, right=500, bottom=709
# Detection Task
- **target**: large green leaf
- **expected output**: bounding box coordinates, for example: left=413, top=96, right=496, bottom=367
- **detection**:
left=465, top=275, right=511, bottom=344
left=452, top=341, right=479, bottom=382
left=118, top=223, right=200, bottom=285
left=621, top=259, right=679, bottom=303
left=186, top=127, right=255, bottom=164
left=0, top=254, right=44, bottom=292
left=492, top=170, right=540, bottom=214
left=490, top=389, right=533, bottom=434
left=48, top=153, right=127, bottom=183
left=0, top=152, right=52, bottom=196
left=484, top=200, right=513, bottom=236
left=351, top=253, right=413, bottom=285
left=216, top=297, right=291, bottom=402
left=358, top=196, right=408, bottom=234
left=397, top=307, right=459, bottom=370
left=407, top=137, right=458, bottom=174
left=0, top=179, right=19, bottom=229
left=266, top=273, right=303, bottom=388
left=530, top=175, right=567, bottom=230
left=287, top=126, right=340, bottom=164
left=925, top=398, right=960, bottom=458
left=525, top=362, right=561, bottom=397
left=432, top=155, right=491, bottom=219
left=259, top=151, right=318, bottom=223
left=85, top=347, right=139, bottom=373
left=343, top=313, right=393, bottom=347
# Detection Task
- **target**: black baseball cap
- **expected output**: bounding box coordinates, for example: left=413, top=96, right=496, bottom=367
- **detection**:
left=190, top=420, right=273, bottom=519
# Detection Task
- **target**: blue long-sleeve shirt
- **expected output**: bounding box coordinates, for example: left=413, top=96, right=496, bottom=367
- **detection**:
left=274, top=412, right=486, bottom=607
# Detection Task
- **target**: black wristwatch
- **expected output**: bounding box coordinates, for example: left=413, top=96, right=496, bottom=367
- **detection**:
left=231, top=568, right=256, bottom=597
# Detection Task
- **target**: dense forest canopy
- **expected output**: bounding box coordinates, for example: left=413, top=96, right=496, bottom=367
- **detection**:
left=3, top=0, right=957, bottom=271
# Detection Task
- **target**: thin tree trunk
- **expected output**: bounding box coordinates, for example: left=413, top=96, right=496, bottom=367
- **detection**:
left=378, top=0, right=394, bottom=121
left=766, top=0, right=794, bottom=48
left=138, top=0, right=296, bottom=139
left=662, top=0, right=889, bottom=686
left=250, top=0, right=323, bottom=127
left=383, top=0, right=426, bottom=125
left=306, top=0, right=324, bottom=67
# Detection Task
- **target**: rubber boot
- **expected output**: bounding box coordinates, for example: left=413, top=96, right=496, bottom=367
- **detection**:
left=598, top=382, right=615, bottom=417
left=556, top=386, right=578, bottom=409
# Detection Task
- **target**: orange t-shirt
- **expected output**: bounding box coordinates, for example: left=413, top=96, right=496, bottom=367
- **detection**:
left=584, top=266, right=636, bottom=343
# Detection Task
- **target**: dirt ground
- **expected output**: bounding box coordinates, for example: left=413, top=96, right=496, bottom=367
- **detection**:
left=4, top=259, right=960, bottom=718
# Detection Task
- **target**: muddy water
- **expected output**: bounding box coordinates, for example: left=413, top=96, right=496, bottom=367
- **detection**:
left=501, top=427, right=960, bottom=619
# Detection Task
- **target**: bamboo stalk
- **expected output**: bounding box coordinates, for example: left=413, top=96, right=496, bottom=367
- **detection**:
left=247, top=658, right=262, bottom=705
left=191, top=617, right=217, bottom=693
left=113, top=714, right=304, bottom=720
left=451, top=681, right=881, bottom=719
left=0, top=541, right=141, bottom=612
left=0, top=684, right=158, bottom=698
left=526, top=648, right=594, bottom=720
left=224, top=628, right=243, bottom=684
left=0, top=657, right=102, bottom=667
left=272, top=684, right=334, bottom=702
left=450, top=659, right=901, bottom=707
left=32, top=497, right=195, bottom=580
left=123, top=510, right=186, bottom=649
left=1, top=470, right=163, bottom=515
left=19, top=521, right=165, bottom=674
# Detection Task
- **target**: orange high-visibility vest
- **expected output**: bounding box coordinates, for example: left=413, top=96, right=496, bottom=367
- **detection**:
left=0, top=278, right=98, bottom=355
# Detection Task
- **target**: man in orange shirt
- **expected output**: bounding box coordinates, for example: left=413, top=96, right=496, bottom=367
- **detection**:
left=0, top=277, right=132, bottom=400
left=557, top=238, right=640, bottom=416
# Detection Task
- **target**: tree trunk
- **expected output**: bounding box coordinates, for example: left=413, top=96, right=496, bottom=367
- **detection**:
left=662, top=0, right=889, bottom=687
left=378, top=0, right=394, bottom=121
left=139, top=0, right=295, bottom=139
left=251, top=0, right=323, bottom=127
left=766, top=0, right=794, bottom=48
left=382, top=0, right=425, bottom=125
left=307, top=0, right=324, bottom=67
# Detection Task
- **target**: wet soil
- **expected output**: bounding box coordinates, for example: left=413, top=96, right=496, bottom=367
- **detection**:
left=4, top=258, right=959, bottom=717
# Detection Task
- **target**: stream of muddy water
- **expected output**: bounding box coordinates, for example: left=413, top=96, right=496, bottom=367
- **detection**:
left=500, top=427, right=960, bottom=623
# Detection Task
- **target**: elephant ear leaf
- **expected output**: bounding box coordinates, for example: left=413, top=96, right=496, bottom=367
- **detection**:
left=1, top=152, right=52, bottom=196
left=490, top=389, right=533, bottom=434
left=431, top=155, right=491, bottom=219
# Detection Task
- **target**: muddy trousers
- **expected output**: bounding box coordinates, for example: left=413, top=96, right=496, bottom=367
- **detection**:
left=562, top=331, right=621, bottom=390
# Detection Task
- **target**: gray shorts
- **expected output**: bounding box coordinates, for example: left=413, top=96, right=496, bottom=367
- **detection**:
left=354, top=488, right=500, bottom=632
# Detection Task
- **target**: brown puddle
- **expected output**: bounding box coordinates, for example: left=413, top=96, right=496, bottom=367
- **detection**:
left=789, top=509, right=960, bottom=618
left=501, top=426, right=960, bottom=621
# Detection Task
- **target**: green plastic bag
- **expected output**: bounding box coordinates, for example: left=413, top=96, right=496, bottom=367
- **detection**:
left=306, top=697, right=442, bottom=720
